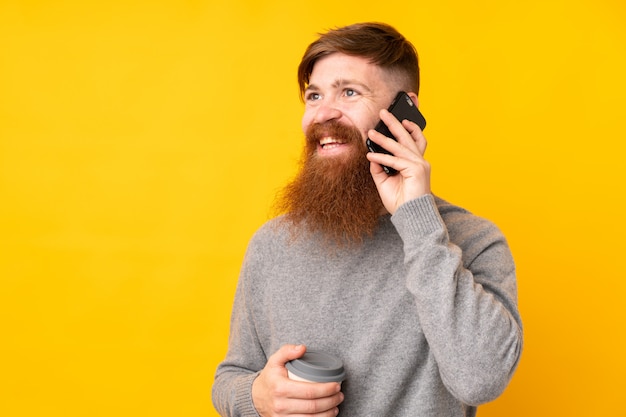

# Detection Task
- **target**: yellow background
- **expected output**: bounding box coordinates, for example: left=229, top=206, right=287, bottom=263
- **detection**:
left=1, top=0, right=624, bottom=416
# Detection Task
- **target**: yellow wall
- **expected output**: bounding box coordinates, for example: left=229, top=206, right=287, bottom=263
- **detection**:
left=1, top=1, right=624, bottom=415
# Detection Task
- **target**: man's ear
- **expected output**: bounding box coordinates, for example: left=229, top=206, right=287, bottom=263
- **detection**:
left=407, top=91, right=419, bottom=107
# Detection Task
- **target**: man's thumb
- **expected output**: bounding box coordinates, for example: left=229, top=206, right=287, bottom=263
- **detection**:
left=268, top=344, right=306, bottom=368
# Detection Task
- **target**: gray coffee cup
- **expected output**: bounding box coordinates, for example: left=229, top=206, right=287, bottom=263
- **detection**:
left=286, top=350, right=346, bottom=383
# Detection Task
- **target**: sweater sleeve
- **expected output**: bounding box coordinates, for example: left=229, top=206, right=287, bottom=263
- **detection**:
left=391, top=194, right=523, bottom=406
left=212, top=232, right=268, bottom=417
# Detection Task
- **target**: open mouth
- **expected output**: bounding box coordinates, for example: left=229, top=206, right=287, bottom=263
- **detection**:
left=319, top=137, right=347, bottom=150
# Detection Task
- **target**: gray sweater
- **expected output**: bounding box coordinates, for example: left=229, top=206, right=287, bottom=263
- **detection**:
left=213, top=195, right=523, bottom=416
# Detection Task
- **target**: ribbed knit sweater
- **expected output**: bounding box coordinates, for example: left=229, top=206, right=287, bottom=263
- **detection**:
left=213, top=194, right=523, bottom=416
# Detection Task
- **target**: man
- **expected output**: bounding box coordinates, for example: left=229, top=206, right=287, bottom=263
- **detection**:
left=213, top=22, right=522, bottom=417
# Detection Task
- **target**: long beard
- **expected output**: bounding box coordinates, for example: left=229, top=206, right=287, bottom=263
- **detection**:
left=274, top=121, right=384, bottom=248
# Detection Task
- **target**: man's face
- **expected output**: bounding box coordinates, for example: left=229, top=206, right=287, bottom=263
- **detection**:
left=274, top=53, right=396, bottom=247
left=301, top=53, right=398, bottom=158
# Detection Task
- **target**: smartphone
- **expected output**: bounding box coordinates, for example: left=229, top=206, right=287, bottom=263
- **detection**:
left=366, top=91, right=426, bottom=175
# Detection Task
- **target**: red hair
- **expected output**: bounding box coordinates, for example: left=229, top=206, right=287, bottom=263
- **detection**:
left=297, top=22, right=420, bottom=99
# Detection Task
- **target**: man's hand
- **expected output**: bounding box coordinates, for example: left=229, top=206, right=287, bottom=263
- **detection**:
left=366, top=108, right=431, bottom=214
left=252, top=345, right=344, bottom=417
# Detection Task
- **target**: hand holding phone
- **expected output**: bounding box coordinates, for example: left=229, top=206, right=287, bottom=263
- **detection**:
left=366, top=91, right=426, bottom=176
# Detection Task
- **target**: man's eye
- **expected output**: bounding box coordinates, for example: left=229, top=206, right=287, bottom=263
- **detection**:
left=345, top=89, right=358, bottom=97
left=306, top=92, right=321, bottom=101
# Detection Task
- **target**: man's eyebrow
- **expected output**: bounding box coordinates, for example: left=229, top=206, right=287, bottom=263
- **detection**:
left=305, top=83, right=320, bottom=93
left=305, top=79, right=372, bottom=93
left=333, top=79, right=372, bottom=92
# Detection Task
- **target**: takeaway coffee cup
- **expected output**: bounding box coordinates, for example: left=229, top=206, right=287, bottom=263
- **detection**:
left=286, top=350, right=346, bottom=384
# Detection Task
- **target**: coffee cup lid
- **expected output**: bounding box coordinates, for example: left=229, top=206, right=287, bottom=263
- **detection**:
left=286, top=350, right=346, bottom=383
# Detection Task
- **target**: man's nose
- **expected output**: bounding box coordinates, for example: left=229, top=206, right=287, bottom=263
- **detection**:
left=313, top=101, right=342, bottom=124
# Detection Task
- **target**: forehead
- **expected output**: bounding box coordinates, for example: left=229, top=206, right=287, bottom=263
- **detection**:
left=308, top=53, right=388, bottom=88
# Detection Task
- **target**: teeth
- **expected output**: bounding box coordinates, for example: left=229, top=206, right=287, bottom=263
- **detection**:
left=320, top=137, right=343, bottom=146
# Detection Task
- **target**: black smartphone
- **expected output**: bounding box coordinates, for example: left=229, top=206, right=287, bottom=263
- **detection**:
left=366, top=91, right=426, bottom=175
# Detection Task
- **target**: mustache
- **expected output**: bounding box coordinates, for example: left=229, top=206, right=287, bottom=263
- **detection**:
left=305, top=120, right=363, bottom=145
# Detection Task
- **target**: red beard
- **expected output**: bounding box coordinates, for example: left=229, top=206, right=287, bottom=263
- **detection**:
left=274, top=120, right=384, bottom=248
